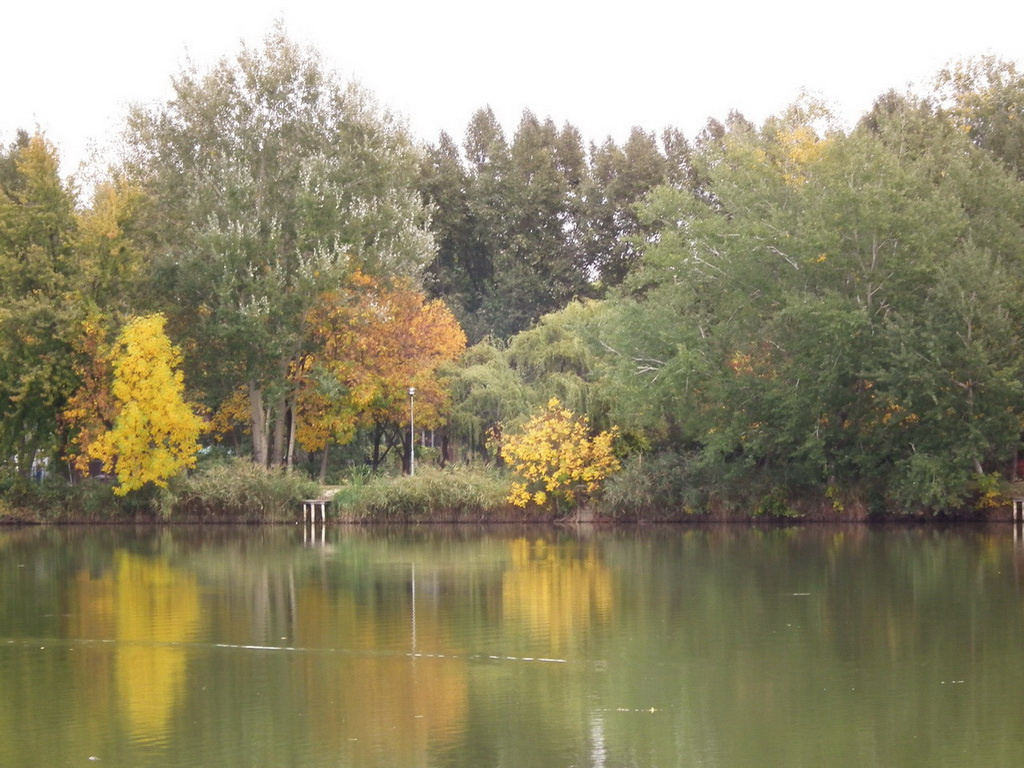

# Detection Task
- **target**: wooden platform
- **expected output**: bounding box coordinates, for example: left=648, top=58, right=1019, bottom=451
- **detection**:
left=301, top=498, right=331, bottom=523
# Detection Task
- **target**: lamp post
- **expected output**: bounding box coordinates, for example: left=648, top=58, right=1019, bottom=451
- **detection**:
left=408, top=386, right=416, bottom=476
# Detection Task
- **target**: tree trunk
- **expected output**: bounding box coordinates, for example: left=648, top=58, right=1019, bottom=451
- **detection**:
left=286, top=395, right=297, bottom=472
left=271, top=392, right=288, bottom=469
left=249, top=383, right=270, bottom=468
left=401, top=427, right=411, bottom=475
left=319, top=447, right=329, bottom=483
left=371, top=422, right=382, bottom=470
left=440, top=430, right=450, bottom=467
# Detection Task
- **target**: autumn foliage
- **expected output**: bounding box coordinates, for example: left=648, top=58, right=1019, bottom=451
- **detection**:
left=83, top=314, right=205, bottom=494
left=62, top=318, right=117, bottom=475
left=298, top=274, right=467, bottom=453
left=501, top=399, right=620, bottom=511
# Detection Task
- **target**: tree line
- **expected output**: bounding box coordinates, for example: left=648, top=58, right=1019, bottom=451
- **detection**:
left=3, top=27, right=1024, bottom=513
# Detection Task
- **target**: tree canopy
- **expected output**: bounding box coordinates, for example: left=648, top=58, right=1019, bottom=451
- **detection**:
left=124, top=26, right=433, bottom=468
left=8, top=45, right=1024, bottom=515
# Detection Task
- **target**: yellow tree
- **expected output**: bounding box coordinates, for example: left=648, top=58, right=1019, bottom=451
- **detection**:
left=88, top=314, right=205, bottom=494
left=501, top=398, right=620, bottom=512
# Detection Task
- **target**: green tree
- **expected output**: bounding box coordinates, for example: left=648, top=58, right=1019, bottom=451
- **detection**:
left=421, top=109, right=597, bottom=342
left=598, top=99, right=1024, bottom=512
left=0, top=133, right=80, bottom=475
left=75, top=177, right=145, bottom=315
left=125, top=26, right=432, bottom=468
left=581, top=127, right=675, bottom=287
left=935, top=56, right=1024, bottom=179
left=445, top=339, right=530, bottom=462
left=477, top=112, right=591, bottom=339
left=418, top=131, right=481, bottom=331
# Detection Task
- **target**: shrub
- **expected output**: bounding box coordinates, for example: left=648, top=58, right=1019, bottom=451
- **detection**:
left=599, top=451, right=706, bottom=520
left=500, top=398, right=620, bottom=513
left=343, top=466, right=513, bottom=522
left=160, top=459, right=318, bottom=521
left=0, top=473, right=147, bottom=520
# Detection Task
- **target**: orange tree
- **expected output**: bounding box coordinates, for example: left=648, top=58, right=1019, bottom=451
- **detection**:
left=62, top=316, right=117, bottom=476
left=299, top=274, right=466, bottom=474
left=501, top=398, right=620, bottom=513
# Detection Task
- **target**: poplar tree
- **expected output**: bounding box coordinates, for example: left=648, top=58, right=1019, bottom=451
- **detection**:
left=124, top=26, right=432, bottom=467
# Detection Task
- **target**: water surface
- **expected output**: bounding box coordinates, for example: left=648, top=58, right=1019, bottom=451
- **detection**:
left=2, top=523, right=1024, bottom=767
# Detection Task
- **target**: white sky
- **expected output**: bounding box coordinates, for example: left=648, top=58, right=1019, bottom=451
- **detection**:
left=3, top=0, right=1024, bottom=183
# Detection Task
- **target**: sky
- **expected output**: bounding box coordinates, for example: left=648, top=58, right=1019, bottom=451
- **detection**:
left=4, top=0, right=1024, bottom=182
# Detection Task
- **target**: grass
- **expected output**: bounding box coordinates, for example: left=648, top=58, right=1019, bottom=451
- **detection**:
left=158, top=458, right=319, bottom=521
left=336, top=465, right=519, bottom=522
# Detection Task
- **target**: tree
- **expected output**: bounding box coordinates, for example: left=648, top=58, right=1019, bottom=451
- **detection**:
left=594, top=98, right=1024, bottom=512
left=418, top=131, right=478, bottom=325
left=477, top=112, right=590, bottom=339
left=420, top=109, right=597, bottom=342
left=581, top=128, right=672, bottom=287
left=446, top=339, right=531, bottom=462
left=0, top=133, right=80, bottom=475
left=300, top=275, right=466, bottom=475
left=935, top=56, right=1024, bottom=179
left=75, top=177, right=145, bottom=315
left=61, top=316, right=117, bottom=476
left=87, top=314, right=204, bottom=494
left=501, top=398, right=619, bottom=512
left=124, top=25, right=432, bottom=468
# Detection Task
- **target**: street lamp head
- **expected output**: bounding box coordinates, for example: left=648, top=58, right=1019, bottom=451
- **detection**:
left=408, top=386, right=416, bottom=397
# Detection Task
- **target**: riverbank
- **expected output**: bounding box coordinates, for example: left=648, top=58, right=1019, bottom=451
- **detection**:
left=3, top=462, right=1021, bottom=525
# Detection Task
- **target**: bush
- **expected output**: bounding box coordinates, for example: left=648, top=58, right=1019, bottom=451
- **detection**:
left=160, top=459, right=319, bottom=521
left=343, top=466, right=514, bottom=522
left=501, top=398, right=620, bottom=512
left=0, top=470, right=148, bottom=520
left=599, top=451, right=706, bottom=520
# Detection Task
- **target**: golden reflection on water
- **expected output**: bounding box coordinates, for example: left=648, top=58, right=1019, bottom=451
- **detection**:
left=54, top=532, right=615, bottom=763
left=502, top=537, right=613, bottom=652
left=68, top=551, right=202, bottom=745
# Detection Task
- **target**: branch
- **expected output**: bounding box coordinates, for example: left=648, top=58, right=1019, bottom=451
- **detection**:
left=768, top=245, right=800, bottom=270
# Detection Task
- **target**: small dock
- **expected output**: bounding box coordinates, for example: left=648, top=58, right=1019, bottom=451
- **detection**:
left=301, top=498, right=331, bottom=523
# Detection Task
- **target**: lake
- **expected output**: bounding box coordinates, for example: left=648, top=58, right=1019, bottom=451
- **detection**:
left=2, top=523, right=1024, bottom=767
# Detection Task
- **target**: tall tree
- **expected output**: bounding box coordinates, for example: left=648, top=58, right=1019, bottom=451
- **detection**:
left=75, top=178, right=145, bottom=316
left=124, top=26, right=432, bottom=467
left=581, top=128, right=672, bottom=287
left=935, top=56, right=1024, bottom=179
left=422, top=109, right=597, bottom=342
left=419, top=131, right=478, bottom=323
left=0, top=133, right=80, bottom=475
left=476, top=111, right=591, bottom=339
